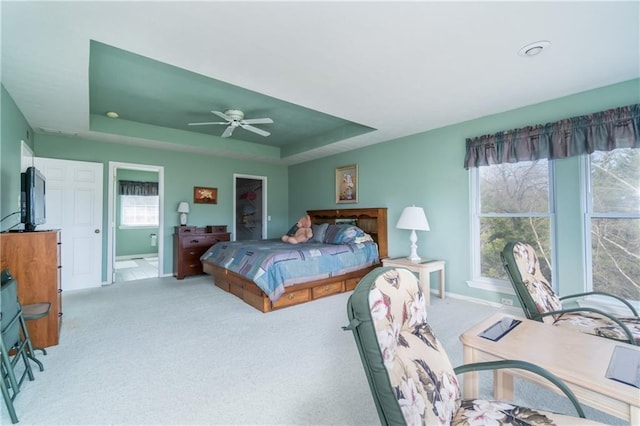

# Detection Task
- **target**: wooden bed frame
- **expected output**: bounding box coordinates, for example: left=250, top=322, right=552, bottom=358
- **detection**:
left=202, top=207, right=388, bottom=313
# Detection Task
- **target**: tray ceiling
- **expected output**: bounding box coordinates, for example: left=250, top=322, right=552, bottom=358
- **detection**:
left=2, top=2, right=638, bottom=165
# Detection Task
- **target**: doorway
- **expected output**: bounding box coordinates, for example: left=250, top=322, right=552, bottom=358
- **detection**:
left=107, top=162, right=164, bottom=284
left=233, top=174, right=267, bottom=241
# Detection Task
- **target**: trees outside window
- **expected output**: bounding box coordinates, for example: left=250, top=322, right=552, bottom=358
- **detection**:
left=473, top=160, right=553, bottom=283
left=588, top=148, right=639, bottom=301
left=471, top=148, right=638, bottom=305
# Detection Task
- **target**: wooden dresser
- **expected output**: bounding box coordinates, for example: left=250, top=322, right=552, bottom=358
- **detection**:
left=1, top=230, right=62, bottom=348
left=173, top=225, right=230, bottom=280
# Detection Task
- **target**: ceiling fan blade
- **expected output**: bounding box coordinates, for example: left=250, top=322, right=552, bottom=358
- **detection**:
left=221, top=125, right=235, bottom=138
left=240, top=124, right=271, bottom=137
left=187, top=121, right=228, bottom=126
left=212, top=110, right=232, bottom=121
left=241, top=118, right=273, bottom=125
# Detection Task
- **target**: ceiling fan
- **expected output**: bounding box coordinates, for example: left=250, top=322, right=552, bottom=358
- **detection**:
left=188, top=109, right=273, bottom=138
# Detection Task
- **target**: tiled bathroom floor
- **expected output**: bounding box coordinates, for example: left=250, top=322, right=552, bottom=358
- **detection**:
left=114, top=257, right=158, bottom=282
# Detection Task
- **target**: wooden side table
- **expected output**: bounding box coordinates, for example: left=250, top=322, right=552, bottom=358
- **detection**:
left=381, top=257, right=446, bottom=305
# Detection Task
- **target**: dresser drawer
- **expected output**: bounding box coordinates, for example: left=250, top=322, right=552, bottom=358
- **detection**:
left=273, top=288, right=310, bottom=309
left=181, top=260, right=204, bottom=275
left=345, top=278, right=359, bottom=291
left=206, top=225, right=228, bottom=234
left=183, top=248, right=206, bottom=260
left=216, top=233, right=231, bottom=242
left=182, top=235, right=217, bottom=249
left=176, top=226, right=197, bottom=234
left=312, top=281, right=344, bottom=299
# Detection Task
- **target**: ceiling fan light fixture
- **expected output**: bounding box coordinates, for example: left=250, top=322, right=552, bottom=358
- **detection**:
left=224, top=109, right=245, bottom=121
left=188, top=109, right=273, bottom=138
left=518, top=40, right=551, bottom=57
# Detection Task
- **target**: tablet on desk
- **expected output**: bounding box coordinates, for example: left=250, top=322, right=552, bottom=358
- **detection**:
left=606, top=345, right=640, bottom=388
left=479, top=317, right=522, bottom=341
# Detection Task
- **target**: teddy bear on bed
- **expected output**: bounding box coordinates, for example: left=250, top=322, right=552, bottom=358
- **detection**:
left=281, top=214, right=313, bottom=244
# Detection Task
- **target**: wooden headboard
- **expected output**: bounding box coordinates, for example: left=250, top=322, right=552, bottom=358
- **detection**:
left=307, top=208, right=388, bottom=258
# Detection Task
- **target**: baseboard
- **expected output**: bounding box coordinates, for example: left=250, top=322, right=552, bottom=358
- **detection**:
left=116, top=253, right=158, bottom=260
left=444, top=291, right=522, bottom=314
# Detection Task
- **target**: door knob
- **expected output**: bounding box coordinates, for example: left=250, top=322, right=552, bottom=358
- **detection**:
left=94, top=229, right=100, bottom=234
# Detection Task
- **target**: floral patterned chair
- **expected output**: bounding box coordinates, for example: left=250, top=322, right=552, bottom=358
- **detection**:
left=501, top=242, right=639, bottom=345
left=345, top=266, right=602, bottom=425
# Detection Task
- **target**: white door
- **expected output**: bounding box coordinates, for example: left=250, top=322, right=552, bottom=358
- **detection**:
left=34, top=157, right=103, bottom=291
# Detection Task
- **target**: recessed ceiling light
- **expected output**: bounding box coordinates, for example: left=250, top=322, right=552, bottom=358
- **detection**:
left=518, top=41, right=551, bottom=57
left=106, top=111, right=119, bottom=119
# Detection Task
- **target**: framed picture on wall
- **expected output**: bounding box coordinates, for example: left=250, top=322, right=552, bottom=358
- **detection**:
left=194, top=186, right=218, bottom=204
left=335, top=164, right=358, bottom=204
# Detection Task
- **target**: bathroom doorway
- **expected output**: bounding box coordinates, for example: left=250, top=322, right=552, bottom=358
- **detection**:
left=107, top=162, right=164, bottom=283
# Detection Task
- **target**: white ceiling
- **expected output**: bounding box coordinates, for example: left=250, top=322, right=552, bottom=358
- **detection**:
left=2, top=1, right=639, bottom=165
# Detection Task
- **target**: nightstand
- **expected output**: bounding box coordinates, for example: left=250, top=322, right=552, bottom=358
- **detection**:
left=381, top=257, right=446, bottom=305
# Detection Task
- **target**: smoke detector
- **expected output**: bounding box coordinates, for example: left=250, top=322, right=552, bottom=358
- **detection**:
left=518, top=41, right=551, bottom=57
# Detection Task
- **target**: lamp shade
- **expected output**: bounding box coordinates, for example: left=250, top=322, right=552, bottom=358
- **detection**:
left=177, top=202, right=190, bottom=213
left=396, top=205, right=430, bottom=231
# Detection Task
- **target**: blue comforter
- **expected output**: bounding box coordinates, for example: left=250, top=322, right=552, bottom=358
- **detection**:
left=200, top=239, right=379, bottom=302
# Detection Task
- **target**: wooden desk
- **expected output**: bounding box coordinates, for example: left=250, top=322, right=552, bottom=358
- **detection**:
left=381, top=257, right=445, bottom=305
left=460, top=313, right=640, bottom=423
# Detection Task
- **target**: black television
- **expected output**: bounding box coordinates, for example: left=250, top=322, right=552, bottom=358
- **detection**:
left=21, top=166, right=46, bottom=231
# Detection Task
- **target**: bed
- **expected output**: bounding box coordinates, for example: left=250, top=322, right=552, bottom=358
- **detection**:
left=201, top=207, right=388, bottom=312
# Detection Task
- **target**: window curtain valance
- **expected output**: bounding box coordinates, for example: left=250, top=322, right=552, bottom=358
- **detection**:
left=464, top=104, right=640, bottom=169
left=119, top=180, right=158, bottom=196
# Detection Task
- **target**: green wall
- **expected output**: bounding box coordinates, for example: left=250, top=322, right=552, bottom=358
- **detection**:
left=3, top=79, right=638, bottom=303
left=1, top=89, right=287, bottom=276
left=289, top=79, right=640, bottom=304
left=1, top=86, right=34, bottom=229
left=115, top=169, right=159, bottom=257
left=29, top=133, right=289, bottom=281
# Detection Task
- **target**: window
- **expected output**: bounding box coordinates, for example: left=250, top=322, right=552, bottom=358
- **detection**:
left=587, top=148, right=639, bottom=301
left=120, top=195, right=159, bottom=227
left=471, top=160, right=554, bottom=285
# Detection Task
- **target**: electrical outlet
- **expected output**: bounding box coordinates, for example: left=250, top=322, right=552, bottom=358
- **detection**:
left=501, top=298, right=513, bottom=306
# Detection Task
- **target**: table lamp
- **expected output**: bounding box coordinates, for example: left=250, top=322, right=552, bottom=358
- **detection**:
left=177, top=202, right=190, bottom=226
left=396, top=205, right=430, bottom=262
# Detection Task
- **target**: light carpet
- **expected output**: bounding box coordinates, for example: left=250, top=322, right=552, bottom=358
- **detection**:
left=1, top=275, right=625, bottom=425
